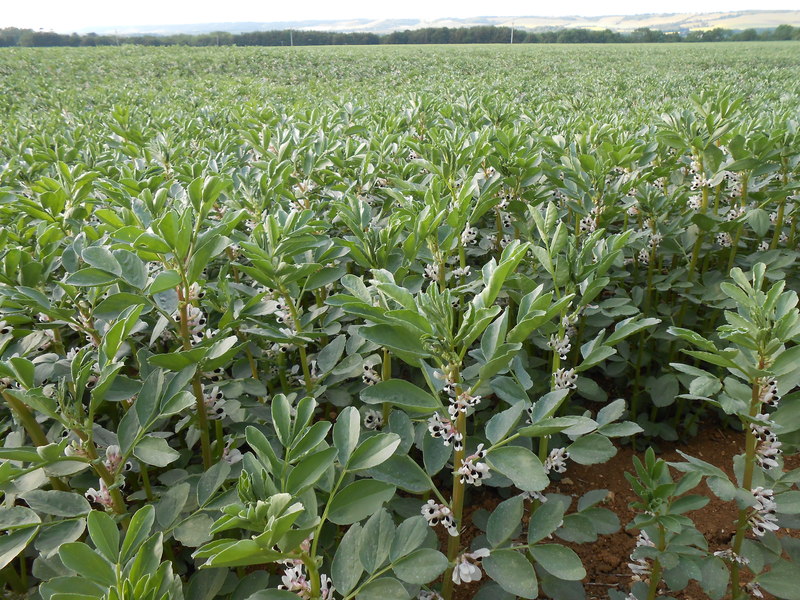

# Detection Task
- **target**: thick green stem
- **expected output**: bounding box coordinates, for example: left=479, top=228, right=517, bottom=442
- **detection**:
left=646, top=526, right=666, bottom=600
left=177, top=290, right=212, bottom=470
left=730, top=377, right=761, bottom=598
left=382, top=349, right=392, bottom=423
left=441, top=410, right=466, bottom=600
left=2, top=390, right=69, bottom=492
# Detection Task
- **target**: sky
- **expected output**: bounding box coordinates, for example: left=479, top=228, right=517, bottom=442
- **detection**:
left=1, top=0, right=798, bottom=32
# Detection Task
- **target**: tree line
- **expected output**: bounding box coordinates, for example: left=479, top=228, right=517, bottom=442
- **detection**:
left=1, top=24, right=799, bottom=48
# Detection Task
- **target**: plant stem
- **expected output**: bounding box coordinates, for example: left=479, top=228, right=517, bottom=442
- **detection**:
left=441, top=372, right=467, bottom=600
left=730, top=376, right=761, bottom=598
left=646, top=525, right=666, bottom=600
left=382, top=349, right=392, bottom=423
left=2, top=390, right=69, bottom=492
left=176, top=289, right=212, bottom=470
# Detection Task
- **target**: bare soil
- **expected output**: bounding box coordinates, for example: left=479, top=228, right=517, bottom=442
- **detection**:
left=451, top=426, right=800, bottom=599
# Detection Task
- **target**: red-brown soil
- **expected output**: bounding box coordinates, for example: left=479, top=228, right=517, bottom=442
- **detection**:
left=451, top=427, right=800, bottom=600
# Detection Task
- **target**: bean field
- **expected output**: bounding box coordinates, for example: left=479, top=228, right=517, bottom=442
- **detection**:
left=1, top=42, right=799, bottom=600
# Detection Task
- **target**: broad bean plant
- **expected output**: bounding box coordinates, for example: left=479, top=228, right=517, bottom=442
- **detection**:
left=1, top=44, right=799, bottom=600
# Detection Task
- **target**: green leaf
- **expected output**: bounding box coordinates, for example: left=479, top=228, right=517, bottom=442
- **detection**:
left=334, top=406, right=361, bottom=465
left=487, top=495, right=524, bottom=547
left=604, top=317, right=661, bottom=346
left=360, top=324, right=429, bottom=358
left=486, top=403, right=525, bottom=445
left=59, top=542, right=116, bottom=586
left=133, top=436, right=180, bottom=467
left=359, top=510, right=394, bottom=574
left=367, top=455, right=432, bottom=494
left=390, top=516, right=429, bottom=562
left=197, top=459, right=232, bottom=506
left=156, top=482, right=191, bottom=528
left=149, top=270, right=181, bottom=294
left=528, top=500, right=567, bottom=544
left=65, top=268, right=118, bottom=286
left=271, top=394, right=293, bottom=446
left=700, top=556, right=729, bottom=600
left=566, top=433, right=616, bottom=465
left=22, top=490, right=91, bottom=518
left=148, top=347, right=208, bottom=371
left=360, top=379, right=442, bottom=413
left=82, top=246, right=121, bottom=276
left=757, top=560, right=800, bottom=600
left=287, top=447, right=338, bottom=495
left=355, top=577, right=411, bottom=600
left=87, top=511, right=119, bottom=563
left=332, top=523, right=363, bottom=596
left=0, top=527, right=39, bottom=570
left=487, top=446, right=549, bottom=492
left=120, top=505, right=155, bottom=564
left=328, top=480, right=396, bottom=525
left=393, top=548, right=448, bottom=584
left=348, top=433, right=401, bottom=471
left=483, top=549, right=538, bottom=599
left=530, top=544, right=586, bottom=580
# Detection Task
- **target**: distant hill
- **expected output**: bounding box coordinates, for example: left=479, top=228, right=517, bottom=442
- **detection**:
left=77, top=10, right=800, bottom=36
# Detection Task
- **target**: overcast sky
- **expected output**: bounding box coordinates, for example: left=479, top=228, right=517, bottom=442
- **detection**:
left=2, top=0, right=797, bottom=32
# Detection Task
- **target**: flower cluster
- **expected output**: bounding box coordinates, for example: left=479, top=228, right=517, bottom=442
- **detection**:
left=750, top=412, right=782, bottom=470
left=548, top=334, right=571, bottom=360
left=544, top=447, right=570, bottom=474
left=103, top=444, right=131, bottom=473
left=278, top=565, right=334, bottom=600
left=447, top=391, right=482, bottom=419
left=361, top=364, right=380, bottom=386
left=716, top=232, right=733, bottom=248
left=85, top=480, right=114, bottom=508
left=627, top=530, right=655, bottom=582
left=554, top=367, right=578, bottom=390
left=686, top=195, right=702, bottom=211
left=451, top=548, right=490, bottom=585
left=204, top=385, right=226, bottom=420
left=461, top=226, right=478, bottom=245
left=421, top=499, right=458, bottom=536
left=423, top=263, right=440, bottom=281
left=457, top=444, right=490, bottom=486
left=363, top=408, right=383, bottom=430
left=428, top=413, right=463, bottom=451
left=748, top=487, right=779, bottom=537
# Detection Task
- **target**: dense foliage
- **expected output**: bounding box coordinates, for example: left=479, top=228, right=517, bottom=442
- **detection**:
left=0, top=44, right=799, bottom=600
left=1, top=24, right=799, bottom=48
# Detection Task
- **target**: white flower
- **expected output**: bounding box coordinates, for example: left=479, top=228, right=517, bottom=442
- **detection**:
left=421, top=499, right=458, bottom=537
left=428, top=413, right=463, bottom=451
left=447, top=391, right=482, bottom=419
left=548, top=335, right=571, bottom=361
left=85, top=480, right=114, bottom=508
left=749, top=487, right=779, bottom=536
left=423, top=264, right=440, bottom=281
left=461, top=226, right=479, bottom=246
left=686, top=195, right=702, bottom=210
left=362, top=365, right=381, bottom=386
left=452, top=548, right=490, bottom=585
left=716, top=232, right=733, bottom=248
left=544, top=447, right=570, bottom=474
left=363, top=408, right=383, bottom=430
left=418, top=592, right=443, bottom=600
left=554, top=368, right=577, bottom=390
left=0, top=320, right=13, bottom=335
left=204, top=386, right=226, bottom=420
left=758, top=240, right=770, bottom=252
left=458, top=444, right=490, bottom=486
